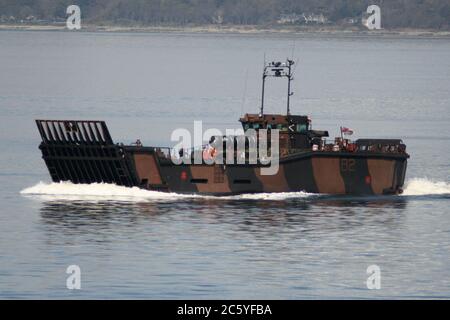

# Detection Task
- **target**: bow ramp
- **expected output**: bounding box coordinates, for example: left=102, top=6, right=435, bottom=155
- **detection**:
left=35, top=120, right=139, bottom=187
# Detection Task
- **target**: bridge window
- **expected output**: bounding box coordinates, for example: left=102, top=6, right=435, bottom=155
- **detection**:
left=297, top=124, right=307, bottom=133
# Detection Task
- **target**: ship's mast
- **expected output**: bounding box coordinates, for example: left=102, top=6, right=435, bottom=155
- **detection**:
left=260, top=59, right=295, bottom=117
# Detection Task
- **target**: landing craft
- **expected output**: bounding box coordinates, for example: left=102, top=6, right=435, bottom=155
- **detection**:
left=35, top=59, right=409, bottom=195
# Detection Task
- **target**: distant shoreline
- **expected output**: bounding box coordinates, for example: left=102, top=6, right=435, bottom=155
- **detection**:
left=1, top=23, right=450, bottom=38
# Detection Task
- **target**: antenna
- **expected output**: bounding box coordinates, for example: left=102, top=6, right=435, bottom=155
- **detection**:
left=260, top=53, right=266, bottom=117
left=291, top=40, right=296, bottom=60
left=241, top=68, right=249, bottom=115
left=286, top=58, right=294, bottom=115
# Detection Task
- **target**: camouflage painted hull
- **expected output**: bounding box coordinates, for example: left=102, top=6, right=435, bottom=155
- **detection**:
left=35, top=120, right=408, bottom=196
left=152, top=151, right=408, bottom=196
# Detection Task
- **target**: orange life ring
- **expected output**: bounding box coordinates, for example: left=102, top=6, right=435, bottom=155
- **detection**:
left=203, top=147, right=217, bottom=161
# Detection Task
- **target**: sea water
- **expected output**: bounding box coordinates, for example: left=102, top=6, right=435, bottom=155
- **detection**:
left=0, top=30, right=449, bottom=298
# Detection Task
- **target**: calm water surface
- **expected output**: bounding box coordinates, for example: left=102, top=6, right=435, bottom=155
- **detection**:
left=0, top=30, right=449, bottom=299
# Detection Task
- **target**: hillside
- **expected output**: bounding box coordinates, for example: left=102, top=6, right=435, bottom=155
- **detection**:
left=1, top=0, right=449, bottom=30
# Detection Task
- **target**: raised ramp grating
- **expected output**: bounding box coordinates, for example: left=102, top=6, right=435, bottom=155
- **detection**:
left=36, top=120, right=139, bottom=187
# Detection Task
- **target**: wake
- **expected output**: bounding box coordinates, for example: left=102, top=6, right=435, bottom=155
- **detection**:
left=20, top=181, right=313, bottom=202
left=20, top=178, right=450, bottom=202
left=401, top=178, right=450, bottom=196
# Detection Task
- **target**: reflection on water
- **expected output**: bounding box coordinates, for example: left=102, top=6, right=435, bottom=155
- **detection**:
left=39, top=197, right=407, bottom=238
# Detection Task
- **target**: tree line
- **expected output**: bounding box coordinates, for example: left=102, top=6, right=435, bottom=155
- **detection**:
left=1, top=0, right=449, bottom=29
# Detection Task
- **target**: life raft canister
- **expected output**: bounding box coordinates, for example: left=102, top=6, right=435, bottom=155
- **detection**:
left=346, top=143, right=356, bottom=152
